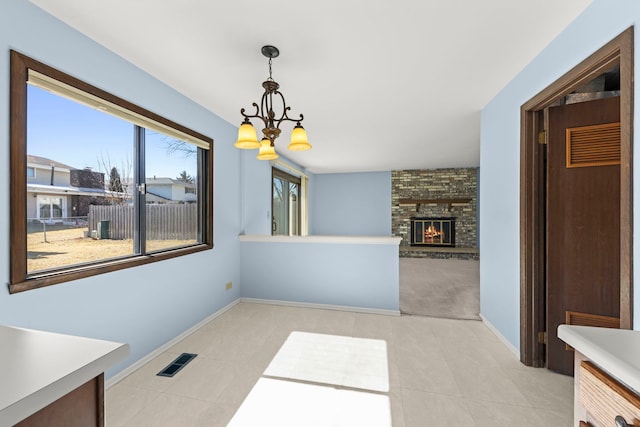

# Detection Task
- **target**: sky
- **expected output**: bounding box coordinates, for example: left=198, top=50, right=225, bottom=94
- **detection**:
left=27, top=85, right=197, bottom=180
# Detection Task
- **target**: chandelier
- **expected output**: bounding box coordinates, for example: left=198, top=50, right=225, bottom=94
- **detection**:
left=234, top=45, right=311, bottom=160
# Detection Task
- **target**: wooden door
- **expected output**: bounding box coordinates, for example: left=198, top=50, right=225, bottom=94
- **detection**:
left=546, top=96, right=621, bottom=376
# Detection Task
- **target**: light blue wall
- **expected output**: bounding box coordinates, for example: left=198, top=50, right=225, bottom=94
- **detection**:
left=239, top=164, right=398, bottom=312
left=311, top=172, right=392, bottom=236
left=0, top=0, right=242, bottom=377
left=240, top=240, right=399, bottom=311
left=240, top=151, right=273, bottom=235
left=480, top=0, right=640, bottom=350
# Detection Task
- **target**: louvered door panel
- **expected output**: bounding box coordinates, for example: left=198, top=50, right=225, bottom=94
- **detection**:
left=566, top=122, right=621, bottom=168
left=565, top=311, right=620, bottom=351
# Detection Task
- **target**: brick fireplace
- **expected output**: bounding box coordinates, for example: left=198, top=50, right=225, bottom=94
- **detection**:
left=392, top=168, right=478, bottom=259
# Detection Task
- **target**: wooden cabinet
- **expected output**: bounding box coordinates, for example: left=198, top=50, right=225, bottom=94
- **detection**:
left=0, top=325, right=128, bottom=426
left=15, top=375, right=104, bottom=427
left=557, top=325, right=640, bottom=427
left=579, top=361, right=640, bottom=427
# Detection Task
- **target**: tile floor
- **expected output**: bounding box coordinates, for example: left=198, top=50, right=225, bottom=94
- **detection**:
left=106, top=302, right=573, bottom=426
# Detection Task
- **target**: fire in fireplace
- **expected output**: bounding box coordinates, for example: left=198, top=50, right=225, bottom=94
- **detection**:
left=410, top=217, right=456, bottom=247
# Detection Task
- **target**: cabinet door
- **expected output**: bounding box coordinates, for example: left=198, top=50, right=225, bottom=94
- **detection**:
left=15, top=375, right=103, bottom=427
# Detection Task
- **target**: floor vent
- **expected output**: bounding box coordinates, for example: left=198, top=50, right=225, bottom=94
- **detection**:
left=157, top=353, right=197, bottom=377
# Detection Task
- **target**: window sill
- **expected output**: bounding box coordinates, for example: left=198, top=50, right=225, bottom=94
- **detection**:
left=238, top=234, right=401, bottom=246
left=10, top=243, right=212, bottom=294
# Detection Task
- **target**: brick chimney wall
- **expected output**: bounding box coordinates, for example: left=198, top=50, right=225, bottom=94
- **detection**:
left=392, top=168, right=478, bottom=257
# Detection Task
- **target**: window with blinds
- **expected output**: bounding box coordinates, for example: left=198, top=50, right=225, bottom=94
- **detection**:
left=9, top=50, right=214, bottom=292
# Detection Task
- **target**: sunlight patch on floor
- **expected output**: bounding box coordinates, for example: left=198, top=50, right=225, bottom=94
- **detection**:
left=227, top=378, right=391, bottom=427
left=264, top=331, right=389, bottom=392
left=229, top=331, right=391, bottom=427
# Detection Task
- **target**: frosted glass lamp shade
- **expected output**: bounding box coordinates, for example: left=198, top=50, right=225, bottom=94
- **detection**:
left=288, top=124, right=311, bottom=151
left=257, top=138, right=279, bottom=160
left=234, top=121, right=260, bottom=149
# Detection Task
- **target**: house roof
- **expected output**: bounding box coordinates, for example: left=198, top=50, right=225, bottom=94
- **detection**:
left=146, top=177, right=195, bottom=187
left=27, top=155, right=76, bottom=171
left=29, top=0, right=592, bottom=173
left=27, top=183, right=116, bottom=197
left=145, top=192, right=172, bottom=202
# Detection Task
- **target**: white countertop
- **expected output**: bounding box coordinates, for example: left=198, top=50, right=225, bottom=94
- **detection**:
left=558, top=325, right=640, bottom=394
left=0, top=325, right=129, bottom=426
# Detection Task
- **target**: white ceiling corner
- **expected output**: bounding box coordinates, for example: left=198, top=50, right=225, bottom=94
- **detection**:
left=29, top=0, right=592, bottom=173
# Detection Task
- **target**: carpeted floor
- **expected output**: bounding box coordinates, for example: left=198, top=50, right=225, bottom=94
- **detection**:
left=399, top=257, right=480, bottom=320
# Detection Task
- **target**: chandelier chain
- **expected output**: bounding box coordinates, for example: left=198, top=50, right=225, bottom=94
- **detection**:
left=268, top=57, right=273, bottom=81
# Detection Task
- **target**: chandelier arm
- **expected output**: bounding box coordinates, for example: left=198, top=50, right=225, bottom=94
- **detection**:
left=274, top=117, right=305, bottom=128
left=239, top=104, right=268, bottom=128
left=275, top=112, right=305, bottom=127
left=272, top=91, right=304, bottom=128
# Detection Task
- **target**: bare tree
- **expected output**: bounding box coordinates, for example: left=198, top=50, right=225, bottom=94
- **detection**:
left=96, top=153, right=132, bottom=205
left=145, top=129, right=197, bottom=158
left=166, top=139, right=197, bottom=158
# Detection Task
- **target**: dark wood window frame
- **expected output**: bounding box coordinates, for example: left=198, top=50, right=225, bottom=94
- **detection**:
left=272, top=167, right=302, bottom=236
left=520, top=27, right=633, bottom=366
left=9, top=50, right=214, bottom=293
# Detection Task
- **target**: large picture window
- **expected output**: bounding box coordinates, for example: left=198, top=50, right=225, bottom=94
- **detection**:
left=10, top=51, right=213, bottom=292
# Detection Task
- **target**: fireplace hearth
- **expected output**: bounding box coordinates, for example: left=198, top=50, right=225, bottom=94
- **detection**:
left=410, top=217, right=455, bottom=247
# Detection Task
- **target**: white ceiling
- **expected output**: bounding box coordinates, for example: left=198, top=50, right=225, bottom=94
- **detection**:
left=31, top=0, right=591, bottom=174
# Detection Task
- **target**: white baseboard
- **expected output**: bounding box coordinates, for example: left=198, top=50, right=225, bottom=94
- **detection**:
left=240, top=297, right=401, bottom=317
left=105, top=298, right=240, bottom=389
left=479, top=313, right=520, bottom=359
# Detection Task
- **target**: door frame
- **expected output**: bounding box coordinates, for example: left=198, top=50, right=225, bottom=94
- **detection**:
left=520, top=27, right=634, bottom=367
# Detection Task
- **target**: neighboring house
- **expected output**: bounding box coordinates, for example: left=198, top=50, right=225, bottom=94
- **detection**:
left=27, top=154, right=196, bottom=223
left=26, top=155, right=112, bottom=222
left=145, top=177, right=197, bottom=204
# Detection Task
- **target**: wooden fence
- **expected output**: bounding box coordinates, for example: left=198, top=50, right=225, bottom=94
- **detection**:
left=88, top=204, right=197, bottom=240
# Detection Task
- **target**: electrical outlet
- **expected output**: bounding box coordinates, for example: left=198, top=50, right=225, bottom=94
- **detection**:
left=225, top=281, right=233, bottom=290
